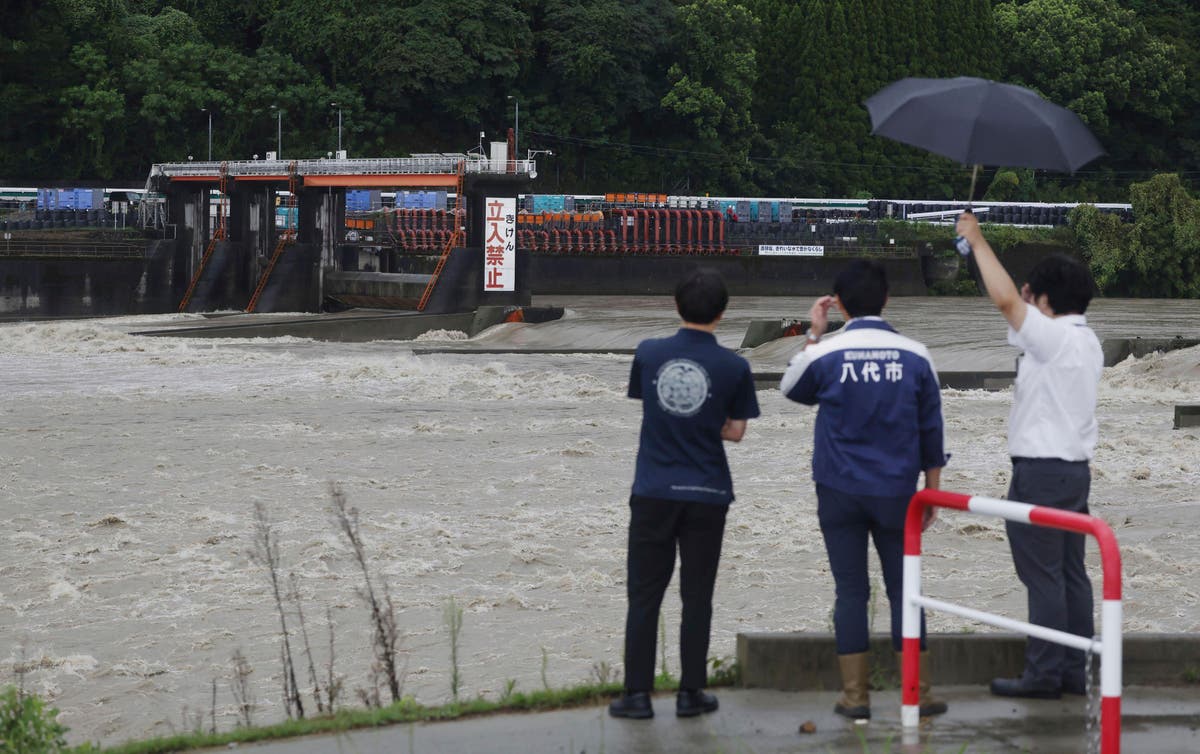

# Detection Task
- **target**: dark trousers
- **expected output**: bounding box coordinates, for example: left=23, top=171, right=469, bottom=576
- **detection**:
left=1006, top=458, right=1094, bottom=687
left=623, top=494, right=728, bottom=693
left=817, top=484, right=926, bottom=655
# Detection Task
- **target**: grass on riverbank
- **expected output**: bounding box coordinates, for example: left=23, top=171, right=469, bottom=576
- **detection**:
left=82, top=669, right=736, bottom=754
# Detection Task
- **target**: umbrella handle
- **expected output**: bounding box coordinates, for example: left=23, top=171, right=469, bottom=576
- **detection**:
left=966, top=163, right=980, bottom=210
left=955, top=164, right=980, bottom=256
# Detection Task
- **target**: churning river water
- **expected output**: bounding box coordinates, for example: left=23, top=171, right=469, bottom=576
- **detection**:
left=1, top=296, right=1198, bottom=746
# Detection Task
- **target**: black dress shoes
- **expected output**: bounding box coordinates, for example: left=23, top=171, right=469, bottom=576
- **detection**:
left=676, top=689, right=719, bottom=717
left=608, top=691, right=653, bottom=719
left=990, top=676, right=1062, bottom=699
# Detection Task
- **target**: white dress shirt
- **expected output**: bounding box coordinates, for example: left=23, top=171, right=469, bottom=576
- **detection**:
left=1007, top=307, right=1103, bottom=461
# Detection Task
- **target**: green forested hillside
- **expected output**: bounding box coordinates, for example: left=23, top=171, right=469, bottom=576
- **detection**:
left=1, top=0, right=1194, bottom=199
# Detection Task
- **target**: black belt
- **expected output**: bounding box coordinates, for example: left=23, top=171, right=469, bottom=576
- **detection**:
left=1011, top=456, right=1089, bottom=465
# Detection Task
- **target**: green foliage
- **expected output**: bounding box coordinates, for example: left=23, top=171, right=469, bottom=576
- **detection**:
left=1125, top=174, right=1200, bottom=297
left=1070, top=204, right=1130, bottom=293
left=660, top=0, right=760, bottom=192
left=707, top=656, right=740, bottom=686
left=1073, top=174, right=1200, bottom=298
left=1, top=686, right=71, bottom=754
left=0, top=0, right=1198, bottom=207
left=983, top=171, right=1020, bottom=202
left=928, top=275, right=980, bottom=297
left=993, top=0, right=1186, bottom=168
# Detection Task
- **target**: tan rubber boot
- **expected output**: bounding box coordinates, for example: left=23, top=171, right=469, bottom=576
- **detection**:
left=834, top=652, right=871, bottom=720
left=897, top=651, right=948, bottom=717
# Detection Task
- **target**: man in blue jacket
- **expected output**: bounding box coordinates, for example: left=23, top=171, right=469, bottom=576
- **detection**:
left=780, top=259, right=946, bottom=720
left=609, top=268, right=760, bottom=721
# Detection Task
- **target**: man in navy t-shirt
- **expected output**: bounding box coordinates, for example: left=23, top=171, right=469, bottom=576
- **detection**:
left=609, top=268, right=760, bottom=721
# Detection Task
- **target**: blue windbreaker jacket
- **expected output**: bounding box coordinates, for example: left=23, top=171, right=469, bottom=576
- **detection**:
left=780, top=318, right=946, bottom=497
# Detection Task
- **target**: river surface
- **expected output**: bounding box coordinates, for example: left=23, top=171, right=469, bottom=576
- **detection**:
left=1, top=296, right=1198, bottom=746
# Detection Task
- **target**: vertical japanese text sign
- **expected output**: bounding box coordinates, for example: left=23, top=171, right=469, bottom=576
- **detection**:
left=483, top=197, right=516, bottom=292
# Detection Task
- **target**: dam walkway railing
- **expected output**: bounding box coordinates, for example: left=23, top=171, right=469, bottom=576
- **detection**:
left=0, top=239, right=149, bottom=260
left=151, top=156, right=536, bottom=180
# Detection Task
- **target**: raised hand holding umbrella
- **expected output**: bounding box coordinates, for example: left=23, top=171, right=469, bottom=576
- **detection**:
left=864, top=76, right=1104, bottom=254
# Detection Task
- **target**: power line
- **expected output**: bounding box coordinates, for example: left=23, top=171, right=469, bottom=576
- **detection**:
left=525, top=129, right=1200, bottom=181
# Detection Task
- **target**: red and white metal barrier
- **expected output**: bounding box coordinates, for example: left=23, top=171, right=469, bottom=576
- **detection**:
left=902, top=489, right=1123, bottom=753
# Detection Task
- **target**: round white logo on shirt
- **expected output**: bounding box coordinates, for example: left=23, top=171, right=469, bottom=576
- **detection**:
left=655, top=359, right=711, bottom=417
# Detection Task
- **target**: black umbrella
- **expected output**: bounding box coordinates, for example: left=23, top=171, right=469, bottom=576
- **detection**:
left=864, top=76, right=1104, bottom=202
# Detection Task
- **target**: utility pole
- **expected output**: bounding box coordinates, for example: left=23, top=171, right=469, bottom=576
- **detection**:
left=507, top=95, right=519, bottom=162
left=201, top=108, right=212, bottom=161
left=270, top=105, right=282, bottom=158
left=331, top=102, right=343, bottom=153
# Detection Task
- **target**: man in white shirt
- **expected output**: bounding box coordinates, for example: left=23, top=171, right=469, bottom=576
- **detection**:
left=957, top=212, right=1104, bottom=699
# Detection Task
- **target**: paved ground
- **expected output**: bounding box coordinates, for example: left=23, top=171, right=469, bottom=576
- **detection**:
left=222, top=685, right=1200, bottom=753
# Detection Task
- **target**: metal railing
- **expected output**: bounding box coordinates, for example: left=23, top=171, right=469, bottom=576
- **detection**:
left=727, top=240, right=917, bottom=257
left=902, top=489, right=1122, bottom=754
left=152, top=157, right=536, bottom=179
left=0, top=239, right=148, bottom=259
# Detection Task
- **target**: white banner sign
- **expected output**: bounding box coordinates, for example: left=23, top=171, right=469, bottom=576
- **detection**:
left=483, top=197, right=516, bottom=291
left=758, top=244, right=825, bottom=256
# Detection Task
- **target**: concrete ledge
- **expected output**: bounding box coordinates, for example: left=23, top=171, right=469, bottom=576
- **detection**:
left=135, top=310, right=477, bottom=342
left=1175, top=405, right=1200, bottom=429
left=737, top=632, right=1200, bottom=689
left=1101, top=337, right=1200, bottom=367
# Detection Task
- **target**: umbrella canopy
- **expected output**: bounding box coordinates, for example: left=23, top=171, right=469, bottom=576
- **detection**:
left=864, top=77, right=1104, bottom=173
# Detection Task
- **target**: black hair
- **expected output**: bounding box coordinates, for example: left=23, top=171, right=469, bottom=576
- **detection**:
left=832, top=259, right=888, bottom=318
left=675, top=267, right=728, bottom=324
left=1026, top=253, right=1094, bottom=314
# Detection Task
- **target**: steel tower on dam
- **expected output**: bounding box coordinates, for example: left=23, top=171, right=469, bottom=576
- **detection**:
left=142, top=148, right=534, bottom=315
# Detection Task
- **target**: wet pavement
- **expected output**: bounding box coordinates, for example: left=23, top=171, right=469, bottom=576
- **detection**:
left=220, top=685, right=1200, bottom=753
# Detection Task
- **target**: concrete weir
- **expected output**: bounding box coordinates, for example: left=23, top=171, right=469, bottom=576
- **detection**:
left=1176, top=405, right=1200, bottom=429
left=144, top=154, right=535, bottom=316
left=1102, top=336, right=1200, bottom=367
left=134, top=305, right=561, bottom=342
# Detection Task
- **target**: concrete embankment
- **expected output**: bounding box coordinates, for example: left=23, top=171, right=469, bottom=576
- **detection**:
left=738, top=632, right=1200, bottom=690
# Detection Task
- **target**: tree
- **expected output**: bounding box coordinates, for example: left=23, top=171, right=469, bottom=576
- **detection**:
left=659, top=0, right=760, bottom=192
left=1125, top=174, right=1200, bottom=297
left=60, top=43, right=127, bottom=177
left=993, top=0, right=1185, bottom=168
left=308, top=0, right=532, bottom=135
left=1073, top=174, right=1200, bottom=298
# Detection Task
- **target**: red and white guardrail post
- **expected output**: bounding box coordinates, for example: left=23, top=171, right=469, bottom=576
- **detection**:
left=901, top=489, right=1123, bottom=753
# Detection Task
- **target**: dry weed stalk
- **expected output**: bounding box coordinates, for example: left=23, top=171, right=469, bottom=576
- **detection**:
left=329, top=483, right=404, bottom=704
left=444, top=596, right=464, bottom=701
left=230, top=649, right=254, bottom=728
left=289, top=572, right=326, bottom=714
left=250, top=501, right=305, bottom=719
left=325, top=607, right=344, bottom=711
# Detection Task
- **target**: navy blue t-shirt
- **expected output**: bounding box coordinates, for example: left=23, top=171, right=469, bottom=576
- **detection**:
left=628, top=328, right=760, bottom=505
